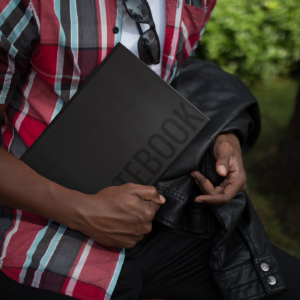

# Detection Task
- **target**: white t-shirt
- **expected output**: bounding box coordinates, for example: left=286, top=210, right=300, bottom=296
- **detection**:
left=120, top=0, right=166, bottom=76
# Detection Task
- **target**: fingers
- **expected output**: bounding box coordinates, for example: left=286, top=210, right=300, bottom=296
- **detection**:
left=191, top=171, right=216, bottom=195
left=194, top=133, right=247, bottom=205
left=196, top=193, right=233, bottom=205
left=91, top=184, right=162, bottom=249
left=191, top=169, right=247, bottom=205
left=214, top=140, right=233, bottom=177
left=128, top=184, right=165, bottom=205
left=195, top=177, right=240, bottom=205
left=213, top=133, right=244, bottom=178
left=94, top=234, right=144, bottom=249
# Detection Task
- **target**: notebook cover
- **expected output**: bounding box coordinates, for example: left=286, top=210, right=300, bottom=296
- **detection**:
left=21, top=43, right=209, bottom=194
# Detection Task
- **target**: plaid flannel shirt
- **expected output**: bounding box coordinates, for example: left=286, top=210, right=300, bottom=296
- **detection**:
left=0, top=0, right=216, bottom=299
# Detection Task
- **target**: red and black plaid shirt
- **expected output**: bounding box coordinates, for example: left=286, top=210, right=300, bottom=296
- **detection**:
left=0, top=0, right=216, bottom=299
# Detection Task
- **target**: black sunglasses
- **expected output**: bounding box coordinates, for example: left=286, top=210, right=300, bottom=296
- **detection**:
left=123, top=0, right=160, bottom=65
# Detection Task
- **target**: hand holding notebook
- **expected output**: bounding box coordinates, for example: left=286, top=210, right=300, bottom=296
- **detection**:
left=71, top=183, right=165, bottom=248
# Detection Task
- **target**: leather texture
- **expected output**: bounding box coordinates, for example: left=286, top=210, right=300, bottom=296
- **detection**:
left=154, top=58, right=287, bottom=300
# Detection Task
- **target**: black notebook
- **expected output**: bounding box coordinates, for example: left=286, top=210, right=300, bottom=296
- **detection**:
left=21, top=43, right=209, bottom=194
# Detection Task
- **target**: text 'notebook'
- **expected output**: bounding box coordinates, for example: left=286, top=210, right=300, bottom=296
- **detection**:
left=21, top=43, right=209, bottom=194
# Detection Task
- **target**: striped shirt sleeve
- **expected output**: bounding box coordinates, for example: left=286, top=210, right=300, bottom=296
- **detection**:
left=0, top=0, right=39, bottom=104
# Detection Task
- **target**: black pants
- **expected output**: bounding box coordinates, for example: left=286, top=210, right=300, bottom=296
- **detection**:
left=1, top=225, right=300, bottom=300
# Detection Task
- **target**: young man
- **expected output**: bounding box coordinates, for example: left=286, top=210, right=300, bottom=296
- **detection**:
left=0, top=1, right=299, bottom=299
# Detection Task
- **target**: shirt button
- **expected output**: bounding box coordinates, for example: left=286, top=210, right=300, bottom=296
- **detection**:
left=113, top=27, right=119, bottom=34
left=117, top=247, right=123, bottom=252
left=267, top=276, right=277, bottom=285
left=261, top=263, right=270, bottom=272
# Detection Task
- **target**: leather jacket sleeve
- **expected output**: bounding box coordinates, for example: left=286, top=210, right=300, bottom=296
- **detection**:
left=154, top=58, right=287, bottom=300
left=155, top=57, right=261, bottom=226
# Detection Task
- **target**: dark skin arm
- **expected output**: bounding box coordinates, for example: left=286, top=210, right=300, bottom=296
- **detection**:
left=0, top=104, right=165, bottom=249
left=1, top=103, right=246, bottom=250
left=191, top=133, right=247, bottom=205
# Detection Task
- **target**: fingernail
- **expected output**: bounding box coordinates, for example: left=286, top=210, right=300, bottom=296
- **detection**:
left=159, top=195, right=166, bottom=203
left=219, top=165, right=227, bottom=175
left=190, top=172, right=195, bottom=178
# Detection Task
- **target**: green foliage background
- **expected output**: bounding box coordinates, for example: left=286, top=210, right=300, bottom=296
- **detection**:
left=196, top=0, right=300, bottom=84
left=195, top=0, right=300, bottom=257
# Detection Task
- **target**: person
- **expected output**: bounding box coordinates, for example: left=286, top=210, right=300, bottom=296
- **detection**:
left=0, top=1, right=299, bottom=300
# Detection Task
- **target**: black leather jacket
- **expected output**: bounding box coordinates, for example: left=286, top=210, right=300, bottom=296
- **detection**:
left=154, top=58, right=287, bottom=300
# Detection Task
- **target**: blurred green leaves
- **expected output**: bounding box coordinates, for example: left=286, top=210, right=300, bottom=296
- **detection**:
left=196, top=0, right=300, bottom=84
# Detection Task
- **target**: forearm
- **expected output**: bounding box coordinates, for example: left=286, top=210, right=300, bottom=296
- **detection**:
left=0, top=107, right=164, bottom=248
left=0, top=146, right=83, bottom=228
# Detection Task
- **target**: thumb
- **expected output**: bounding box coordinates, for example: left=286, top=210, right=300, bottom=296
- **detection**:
left=215, top=144, right=232, bottom=177
left=216, top=157, right=229, bottom=177
left=214, top=135, right=236, bottom=177
left=134, top=186, right=166, bottom=205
